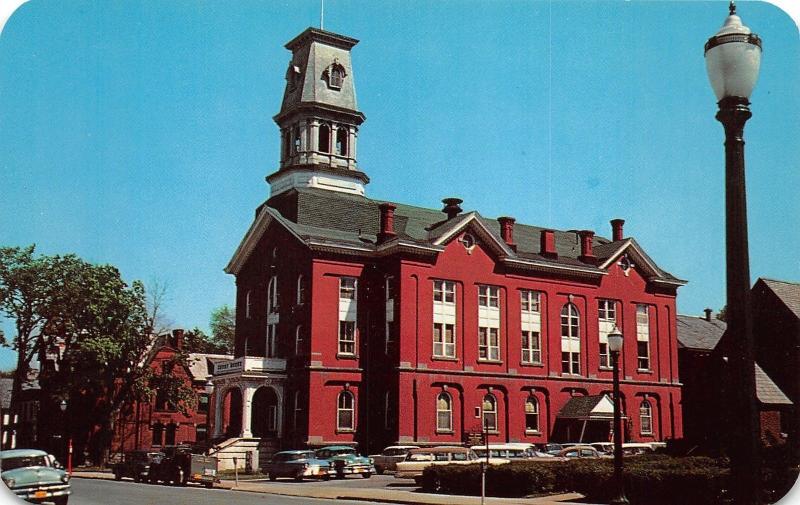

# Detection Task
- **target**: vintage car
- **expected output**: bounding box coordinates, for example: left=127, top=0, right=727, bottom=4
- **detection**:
left=314, top=446, right=375, bottom=479
left=471, top=443, right=552, bottom=459
left=147, top=445, right=218, bottom=487
left=0, top=449, right=71, bottom=504
left=262, top=450, right=331, bottom=481
left=112, top=450, right=163, bottom=482
left=395, top=446, right=509, bottom=484
left=368, top=445, right=417, bottom=474
left=556, top=445, right=603, bottom=459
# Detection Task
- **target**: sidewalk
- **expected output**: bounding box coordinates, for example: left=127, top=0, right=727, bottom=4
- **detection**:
left=71, top=471, right=586, bottom=505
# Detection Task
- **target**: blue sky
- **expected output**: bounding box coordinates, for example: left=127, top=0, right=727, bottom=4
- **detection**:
left=0, top=1, right=798, bottom=371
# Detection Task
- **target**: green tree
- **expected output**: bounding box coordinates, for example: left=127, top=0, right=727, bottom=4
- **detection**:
left=209, top=305, right=235, bottom=353
left=183, top=327, right=229, bottom=354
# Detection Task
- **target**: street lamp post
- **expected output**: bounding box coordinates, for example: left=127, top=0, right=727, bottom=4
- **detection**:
left=608, top=325, right=628, bottom=505
left=704, top=2, right=762, bottom=504
left=59, top=400, right=72, bottom=476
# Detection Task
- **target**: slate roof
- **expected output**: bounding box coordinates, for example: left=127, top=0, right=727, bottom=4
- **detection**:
left=187, top=353, right=233, bottom=382
left=759, top=278, right=800, bottom=320
left=755, top=364, right=792, bottom=406
left=557, top=395, right=614, bottom=419
left=676, top=315, right=727, bottom=351
left=230, top=187, right=684, bottom=285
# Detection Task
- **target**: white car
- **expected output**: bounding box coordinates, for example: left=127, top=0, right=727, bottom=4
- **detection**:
left=368, top=445, right=417, bottom=474
left=395, top=446, right=508, bottom=484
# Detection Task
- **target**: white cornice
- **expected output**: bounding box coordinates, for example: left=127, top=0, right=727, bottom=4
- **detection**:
left=431, top=213, right=515, bottom=258
left=502, top=257, right=605, bottom=277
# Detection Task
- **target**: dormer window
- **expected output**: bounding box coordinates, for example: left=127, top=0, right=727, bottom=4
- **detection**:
left=323, top=60, right=347, bottom=90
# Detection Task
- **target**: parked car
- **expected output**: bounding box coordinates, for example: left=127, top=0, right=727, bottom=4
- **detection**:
left=148, top=445, right=218, bottom=487
left=112, top=450, right=163, bottom=483
left=368, top=445, right=417, bottom=474
left=590, top=442, right=614, bottom=455
left=471, top=443, right=538, bottom=459
left=540, top=443, right=564, bottom=455
left=314, top=446, right=375, bottom=479
left=0, top=449, right=71, bottom=504
left=622, top=443, right=655, bottom=456
left=556, top=445, right=602, bottom=459
left=263, top=450, right=331, bottom=481
left=395, top=446, right=509, bottom=484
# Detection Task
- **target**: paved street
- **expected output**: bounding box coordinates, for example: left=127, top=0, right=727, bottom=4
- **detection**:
left=69, top=478, right=368, bottom=505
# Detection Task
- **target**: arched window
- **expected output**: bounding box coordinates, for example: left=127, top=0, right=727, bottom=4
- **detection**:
left=297, top=274, right=307, bottom=305
left=436, top=392, right=453, bottom=432
left=337, top=391, right=355, bottom=430
left=295, top=325, right=304, bottom=355
left=640, top=400, right=653, bottom=435
left=335, top=127, right=348, bottom=156
left=525, top=396, right=540, bottom=433
left=292, top=126, right=301, bottom=154
left=482, top=394, right=497, bottom=431
left=293, top=390, right=302, bottom=430
left=152, top=422, right=164, bottom=446
left=267, top=277, right=278, bottom=313
left=319, top=124, right=330, bottom=153
left=561, top=303, right=581, bottom=375
left=330, top=66, right=344, bottom=88
left=266, top=276, right=278, bottom=357
left=165, top=423, right=177, bottom=446
left=245, top=289, right=252, bottom=319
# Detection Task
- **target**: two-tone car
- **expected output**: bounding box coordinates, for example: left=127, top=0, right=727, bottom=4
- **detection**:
left=112, top=450, right=163, bottom=483
left=263, top=450, right=331, bottom=482
left=368, top=445, right=417, bottom=474
left=0, top=449, right=71, bottom=504
left=314, top=446, right=375, bottom=479
left=395, top=446, right=509, bottom=485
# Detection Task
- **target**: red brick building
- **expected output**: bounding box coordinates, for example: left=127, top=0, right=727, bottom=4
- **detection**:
left=113, top=330, right=231, bottom=453
left=210, top=27, right=686, bottom=456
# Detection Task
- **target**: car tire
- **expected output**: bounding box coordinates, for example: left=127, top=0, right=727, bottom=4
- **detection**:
left=375, top=466, right=384, bottom=475
left=322, top=474, right=330, bottom=481
left=361, top=472, right=371, bottom=479
left=205, top=482, right=214, bottom=489
left=133, top=473, right=140, bottom=483
left=336, top=472, right=344, bottom=479
left=114, top=471, right=122, bottom=481
left=53, top=497, right=68, bottom=505
left=268, top=473, right=277, bottom=482
left=294, top=475, right=303, bottom=482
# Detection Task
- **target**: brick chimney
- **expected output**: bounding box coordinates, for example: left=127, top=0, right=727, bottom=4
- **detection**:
left=611, top=219, right=625, bottom=241
left=578, top=230, right=596, bottom=264
left=540, top=229, right=558, bottom=259
left=378, top=202, right=397, bottom=243
left=497, top=216, right=516, bottom=250
left=442, top=198, right=463, bottom=220
left=172, top=329, right=184, bottom=350
left=704, top=308, right=713, bottom=322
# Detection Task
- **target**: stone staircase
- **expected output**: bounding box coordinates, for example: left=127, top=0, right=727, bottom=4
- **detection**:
left=208, top=437, right=262, bottom=471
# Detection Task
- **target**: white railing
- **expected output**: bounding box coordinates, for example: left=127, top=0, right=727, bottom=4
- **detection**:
left=214, top=356, right=286, bottom=375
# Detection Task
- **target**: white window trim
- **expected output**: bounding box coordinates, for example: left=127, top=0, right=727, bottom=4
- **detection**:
left=436, top=392, right=453, bottom=433
left=561, top=303, right=581, bottom=375
left=636, top=304, right=651, bottom=371
left=482, top=394, right=499, bottom=433
left=433, top=280, right=457, bottom=359
left=337, top=391, right=355, bottom=431
left=525, top=396, right=540, bottom=433
left=338, top=277, right=358, bottom=356
left=640, top=400, right=653, bottom=435
left=598, top=299, right=617, bottom=369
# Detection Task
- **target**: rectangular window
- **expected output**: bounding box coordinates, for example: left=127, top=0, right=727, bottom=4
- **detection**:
left=598, top=299, right=617, bottom=369
left=338, top=277, right=357, bottom=357
left=339, top=320, right=356, bottom=355
left=385, top=276, right=395, bottom=354
left=433, top=323, right=456, bottom=358
left=561, top=304, right=581, bottom=375
left=636, top=304, right=650, bottom=370
left=433, top=280, right=457, bottom=358
left=479, top=327, right=500, bottom=361
left=521, top=330, right=541, bottom=364
left=521, top=290, right=542, bottom=364
left=478, top=286, right=500, bottom=308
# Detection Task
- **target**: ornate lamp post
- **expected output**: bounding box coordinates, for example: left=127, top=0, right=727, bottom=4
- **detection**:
left=607, top=325, right=628, bottom=505
left=59, top=399, right=72, bottom=476
left=704, top=2, right=762, bottom=503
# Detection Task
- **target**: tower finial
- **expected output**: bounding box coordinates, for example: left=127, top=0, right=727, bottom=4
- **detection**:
left=729, top=1, right=736, bottom=16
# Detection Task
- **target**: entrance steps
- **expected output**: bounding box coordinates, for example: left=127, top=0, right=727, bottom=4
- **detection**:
left=208, top=437, right=262, bottom=471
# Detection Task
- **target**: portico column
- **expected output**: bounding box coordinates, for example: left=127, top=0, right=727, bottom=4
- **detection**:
left=241, top=385, right=254, bottom=438
left=212, top=385, right=224, bottom=438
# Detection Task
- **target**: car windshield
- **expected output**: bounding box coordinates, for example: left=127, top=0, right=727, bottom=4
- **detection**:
left=384, top=448, right=407, bottom=456
left=332, top=449, right=354, bottom=456
left=2, top=455, right=49, bottom=470
left=407, top=453, right=433, bottom=462
left=287, top=453, right=312, bottom=461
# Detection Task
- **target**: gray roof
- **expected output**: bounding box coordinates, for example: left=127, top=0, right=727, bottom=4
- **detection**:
left=760, top=278, right=800, bottom=320
left=676, top=315, right=727, bottom=351
left=755, top=364, right=792, bottom=406
left=187, top=353, right=233, bottom=381
left=256, top=187, right=682, bottom=283
left=0, top=378, right=11, bottom=409
left=557, top=395, right=614, bottom=419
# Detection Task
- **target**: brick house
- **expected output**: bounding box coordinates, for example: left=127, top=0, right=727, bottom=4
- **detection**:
left=113, top=330, right=231, bottom=453
left=677, top=309, right=792, bottom=450
left=208, top=27, right=686, bottom=458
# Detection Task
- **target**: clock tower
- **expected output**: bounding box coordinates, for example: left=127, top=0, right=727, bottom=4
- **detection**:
left=267, top=28, right=369, bottom=197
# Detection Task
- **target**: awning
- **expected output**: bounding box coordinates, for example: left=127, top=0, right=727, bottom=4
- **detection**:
left=557, top=394, right=616, bottom=420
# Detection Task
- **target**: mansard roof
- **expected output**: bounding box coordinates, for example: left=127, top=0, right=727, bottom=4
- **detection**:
left=226, top=187, right=685, bottom=287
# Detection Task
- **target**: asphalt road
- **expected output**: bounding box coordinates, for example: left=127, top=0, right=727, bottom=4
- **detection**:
left=68, top=478, right=371, bottom=505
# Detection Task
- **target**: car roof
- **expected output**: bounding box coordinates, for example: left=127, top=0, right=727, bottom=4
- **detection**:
left=0, top=449, right=49, bottom=459
left=409, top=446, right=469, bottom=454
left=383, top=445, right=417, bottom=450
left=276, top=450, right=315, bottom=455
left=470, top=444, right=529, bottom=450
left=317, top=445, right=356, bottom=451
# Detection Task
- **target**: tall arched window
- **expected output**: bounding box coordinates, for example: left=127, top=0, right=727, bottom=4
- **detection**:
left=295, top=325, right=304, bottom=355
left=293, top=390, right=302, bottom=430
left=296, top=274, right=307, bottom=305
left=436, top=392, right=453, bottom=432
left=525, top=396, right=540, bottom=433
left=318, top=124, right=330, bottom=153
left=561, top=303, right=581, bottom=375
left=482, top=394, right=497, bottom=431
left=245, top=289, right=252, bottom=319
left=267, top=277, right=278, bottom=313
left=266, top=276, right=278, bottom=357
left=337, top=391, right=354, bottom=430
left=335, top=127, right=348, bottom=156
left=640, top=400, right=653, bottom=435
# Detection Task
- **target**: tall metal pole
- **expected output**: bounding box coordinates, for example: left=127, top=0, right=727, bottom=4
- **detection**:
left=610, top=349, right=628, bottom=504
left=717, top=95, right=760, bottom=505
left=481, top=416, right=488, bottom=505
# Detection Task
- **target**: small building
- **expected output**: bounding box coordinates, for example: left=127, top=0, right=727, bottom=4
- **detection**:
left=677, top=309, right=792, bottom=450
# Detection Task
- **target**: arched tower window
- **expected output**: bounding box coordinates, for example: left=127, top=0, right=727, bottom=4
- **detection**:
left=337, top=391, right=355, bottom=430
left=335, top=127, right=348, bottom=156
left=292, top=126, right=301, bottom=154
left=319, top=124, right=330, bottom=153
left=482, top=394, right=497, bottom=431
left=436, top=392, right=453, bottom=432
